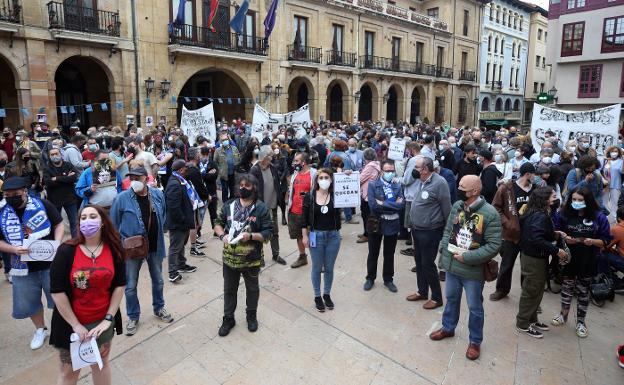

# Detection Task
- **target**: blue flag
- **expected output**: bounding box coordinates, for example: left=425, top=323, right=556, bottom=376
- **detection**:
left=174, top=0, right=186, bottom=26
left=145, top=98, right=151, bottom=106
left=263, top=0, right=279, bottom=44
left=171, top=96, right=177, bottom=104
left=38, top=107, right=45, bottom=113
left=230, top=0, right=249, bottom=35
left=20, top=108, right=29, bottom=117
left=68, top=106, right=75, bottom=114
left=115, top=101, right=124, bottom=109
left=85, top=104, right=93, bottom=112
left=101, top=103, right=108, bottom=111
left=59, top=106, right=67, bottom=114
left=0, top=108, right=5, bottom=118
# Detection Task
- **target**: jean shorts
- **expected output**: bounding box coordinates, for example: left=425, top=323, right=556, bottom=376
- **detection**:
left=12, top=269, right=54, bottom=319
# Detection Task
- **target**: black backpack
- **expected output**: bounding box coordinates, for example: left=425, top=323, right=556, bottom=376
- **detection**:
left=590, top=273, right=615, bottom=302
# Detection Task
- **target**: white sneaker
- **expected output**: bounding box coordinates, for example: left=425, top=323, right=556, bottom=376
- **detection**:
left=576, top=322, right=588, bottom=338
left=30, top=328, right=48, bottom=350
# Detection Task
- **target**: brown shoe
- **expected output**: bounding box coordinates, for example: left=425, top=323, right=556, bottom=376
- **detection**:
left=489, top=291, right=508, bottom=301
left=291, top=255, right=308, bottom=268
left=406, top=293, right=427, bottom=301
left=423, top=300, right=443, bottom=310
left=466, top=343, right=480, bottom=360
left=429, top=328, right=455, bottom=341
left=356, top=236, right=368, bottom=243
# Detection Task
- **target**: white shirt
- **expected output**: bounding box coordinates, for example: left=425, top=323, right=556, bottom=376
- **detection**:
left=134, top=151, right=158, bottom=176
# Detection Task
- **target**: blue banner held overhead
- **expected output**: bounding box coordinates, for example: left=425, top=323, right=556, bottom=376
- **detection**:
left=101, top=103, right=108, bottom=111
left=85, top=104, right=93, bottom=112
left=0, top=108, right=5, bottom=118
left=60, top=106, right=67, bottom=114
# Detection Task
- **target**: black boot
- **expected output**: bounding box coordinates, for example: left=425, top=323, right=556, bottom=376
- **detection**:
left=218, top=316, right=236, bottom=337
left=322, top=294, right=334, bottom=310
left=246, top=312, right=258, bottom=332
left=315, top=296, right=326, bottom=312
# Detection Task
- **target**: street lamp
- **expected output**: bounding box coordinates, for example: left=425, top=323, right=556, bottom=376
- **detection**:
left=354, top=91, right=361, bottom=103
left=383, top=93, right=389, bottom=104
left=160, top=79, right=171, bottom=99
left=264, top=84, right=273, bottom=96
left=274, top=84, right=283, bottom=98
left=547, top=86, right=557, bottom=97
left=145, top=77, right=155, bottom=98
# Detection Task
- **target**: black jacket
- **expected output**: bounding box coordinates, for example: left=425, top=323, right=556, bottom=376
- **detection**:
left=454, top=158, right=482, bottom=185
left=250, top=163, right=284, bottom=207
left=185, top=163, right=210, bottom=201
left=164, top=176, right=196, bottom=230
left=480, top=164, right=502, bottom=203
left=43, top=161, right=79, bottom=205
left=200, top=160, right=219, bottom=196
left=520, top=212, right=558, bottom=259
left=439, top=149, right=455, bottom=171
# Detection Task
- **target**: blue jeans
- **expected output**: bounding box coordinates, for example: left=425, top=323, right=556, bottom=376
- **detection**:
left=441, top=271, right=485, bottom=345
left=125, top=252, right=165, bottom=321
left=2, top=253, right=10, bottom=274
left=55, top=201, right=78, bottom=238
left=598, top=252, right=624, bottom=275
left=344, top=208, right=352, bottom=221
left=12, top=269, right=53, bottom=319
left=309, top=230, right=341, bottom=297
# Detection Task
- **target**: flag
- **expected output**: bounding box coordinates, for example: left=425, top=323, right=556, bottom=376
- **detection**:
left=101, top=103, right=108, bottom=111
left=184, top=97, right=191, bottom=103
left=68, top=106, right=75, bottom=113
left=38, top=107, right=46, bottom=113
left=263, top=0, right=279, bottom=45
left=60, top=106, right=67, bottom=114
left=174, top=0, right=186, bottom=26
left=0, top=108, right=5, bottom=118
left=207, top=0, right=219, bottom=32
left=85, top=104, right=93, bottom=112
left=20, top=108, right=29, bottom=117
left=230, top=0, right=249, bottom=35
left=237, top=98, right=241, bottom=104
left=115, top=101, right=124, bottom=109
left=145, top=98, right=151, bottom=106
left=227, top=98, right=232, bottom=104
left=171, top=95, right=177, bottom=104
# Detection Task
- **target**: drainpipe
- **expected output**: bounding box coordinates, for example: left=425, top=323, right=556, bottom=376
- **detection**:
left=449, top=0, right=456, bottom=126
left=475, top=3, right=483, bottom=126
left=131, top=0, right=141, bottom=125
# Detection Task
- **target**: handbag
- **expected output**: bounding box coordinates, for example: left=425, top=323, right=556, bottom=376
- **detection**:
left=483, top=259, right=499, bottom=282
left=366, top=216, right=381, bottom=235
left=123, top=195, right=152, bottom=260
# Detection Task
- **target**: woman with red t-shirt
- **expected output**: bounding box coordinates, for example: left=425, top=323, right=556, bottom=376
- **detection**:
left=49, top=205, right=126, bottom=385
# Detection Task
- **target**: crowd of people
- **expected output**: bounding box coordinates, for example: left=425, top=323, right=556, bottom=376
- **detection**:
left=1, top=118, right=624, bottom=384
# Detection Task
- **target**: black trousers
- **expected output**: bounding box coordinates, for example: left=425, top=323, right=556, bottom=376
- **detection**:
left=496, top=240, right=522, bottom=293
left=366, top=234, right=397, bottom=283
left=412, top=228, right=444, bottom=302
left=360, top=200, right=370, bottom=237
left=223, top=264, right=260, bottom=318
left=207, top=196, right=218, bottom=228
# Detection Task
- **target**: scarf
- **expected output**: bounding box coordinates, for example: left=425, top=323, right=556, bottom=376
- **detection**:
left=227, top=199, right=255, bottom=242
left=172, top=171, right=201, bottom=210
left=0, top=196, right=51, bottom=276
left=381, top=180, right=396, bottom=202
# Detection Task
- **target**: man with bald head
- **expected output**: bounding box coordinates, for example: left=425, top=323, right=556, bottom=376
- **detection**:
left=430, top=175, right=502, bottom=361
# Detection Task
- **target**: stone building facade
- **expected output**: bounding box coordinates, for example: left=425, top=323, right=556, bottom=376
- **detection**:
left=523, top=4, right=549, bottom=126
left=0, top=0, right=485, bottom=130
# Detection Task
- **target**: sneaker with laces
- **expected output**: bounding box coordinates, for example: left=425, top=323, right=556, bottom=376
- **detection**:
left=551, top=314, right=567, bottom=326
left=190, top=247, right=206, bottom=257
left=178, top=264, right=197, bottom=273
left=30, top=328, right=48, bottom=350
left=617, top=345, right=624, bottom=368
left=155, top=308, right=174, bottom=323
left=576, top=322, right=588, bottom=338
left=322, top=294, right=334, bottom=310
left=126, top=319, right=139, bottom=336
left=532, top=322, right=550, bottom=331
left=517, top=325, right=543, bottom=339
left=169, top=273, right=182, bottom=283
left=314, top=296, right=325, bottom=312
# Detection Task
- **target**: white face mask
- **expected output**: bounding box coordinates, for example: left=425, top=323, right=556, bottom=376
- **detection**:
left=514, top=150, right=522, bottom=159
left=611, top=151, right=620, bottom=159
left=581, top=142, right=590, bottom=149
left=501, top=141, right=508, bottom=147
left=273, top=148, right=280, bottom=155
left=494, top=154, right=503, bottom=162
left=130, top=180, right=145, bottom=193
left=450, top=143, right=457, bottom=148
left=542, top=156, right=552, bottom=164
left=318, top=179, right=331, bottom=191
left=438, top=145, right=445, bottom=151
left=568, top=146, right=577, bottom=152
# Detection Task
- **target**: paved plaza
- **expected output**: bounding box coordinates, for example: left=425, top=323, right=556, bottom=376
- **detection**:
left=1, top=218, right=623, bottom=385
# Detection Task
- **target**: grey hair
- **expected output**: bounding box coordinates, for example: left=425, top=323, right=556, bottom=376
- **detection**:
left=258, top=145, right=273, bottom=159
left=188, top=146, right=200, bottom=160
left=421, top=156, right=435, bottom=171
left=363, top=148, right=377, bottom=161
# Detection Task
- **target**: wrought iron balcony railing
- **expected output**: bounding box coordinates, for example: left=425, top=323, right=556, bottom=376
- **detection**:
left=458, top=70, right=476, bottom=81
left=326, top=50, right=356, bottom=67
left=491, top=81, right=503, bottom=92
left=47, top=1, right=120, bottom=36
left=360, top=55, right=437, bottom=76
left=435, top=66, right=454, bottom=79
left=169, top=24, right=267, bottom=56
left=288, top=44, right=322, bottom=63
left=0, top=0, right=21, bottom=23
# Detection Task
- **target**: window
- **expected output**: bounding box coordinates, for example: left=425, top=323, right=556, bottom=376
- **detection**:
left=517, top=44, right=521, bottom=57
left=492, top=63, right=497, bottom=83
left=496, top=7, right=500, bottom=23
left=238, top=11, right=256, bottom=47
left=512, top=42, right=516, bottom=57
left=391, top=37, right=401, bottom=68
left=513, top=100, right=520, bottom=111
left=620, top=63, right=624, bottom=97
left=578, top=64, right=602, bottom=98
left=486, top=62, right=490, bottom=83
left=293, top=16, right=308, bottom=47
left=544, top=32, right=547, bottom=42
left=533, top=82, right=538, bottom=93
left=331, top=24, right=344, bottom=52
left=481, top=98, right=490, bottom=111
left=172, top=0, right=193, bottom=25
left=365, top=31, right=374, bottom=58
left=502, top=9, right=507, bottom=26
left=488, top=36, right=492, bottom=52
left=510, top=68, right=514, bottom=87
left=416, top=42, right=424, bottom=65
left=568, top=0, right=585, bottom=9
left=602, top=16, right=624, bottom=53
left=519, top=16, right=523, bottom=31
left=515, top=69, right=519, bottom=88
left=504, top=99, right=511, bottom=111
left=434, top=97, right=445, bottom=123
left=458, top=98, right=467, bottom=123
left=561, top=22, right=584, bottom=56
left=494, top=37, right=499, bottom=53
left=489, top=6, right=493, bottom=21
left=437, top=46, right=444, bottom=68
left=538, top=29, right=543, bottom=40
left=461, top=52, right=468, bottom=72
left=536, top=55, right=541, bottom=67
left=508, top=13, right=512, bottom=27
left=498, top=64, right=502, bottom=82
left=495, top=98, right=503, bottom=111
left=427, top=8, right=439, bottom=19
left=501, top=39, right=505, bottom=53
left=542, top=57, right=546, bottom=68
left=463, top=10, right=469, bottom=36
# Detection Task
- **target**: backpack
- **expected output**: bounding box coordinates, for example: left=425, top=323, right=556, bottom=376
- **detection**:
left=590, top=273, right=615, bottom=302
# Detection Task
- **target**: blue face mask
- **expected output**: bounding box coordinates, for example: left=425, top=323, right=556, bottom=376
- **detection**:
left=349, top=146, right=357, bottom=153
left=571, top=201, right=586, bottom=210
left=222, top=140, right=230, bottom=147
left=382, top=172, right=395, bottom=182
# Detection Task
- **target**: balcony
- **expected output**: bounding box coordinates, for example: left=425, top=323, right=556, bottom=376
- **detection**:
left=360, top=55, right=436, bottom=76
left=491, top=81, right=503, bottom=92
left=169, top=24, right=266, bottom=60
left=458, top=70, right=476, bottom=82
left=326, top=50, right=356, bottom=67
left=47, top=1, right=120, bottom=36
left=288, top=44, right=322, bottom=64
left=435, top=66, right=453, bottom=79
left=0, top=0, right=20, bottom=24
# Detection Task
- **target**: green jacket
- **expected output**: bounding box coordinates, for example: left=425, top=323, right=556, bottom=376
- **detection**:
left=216, top=198, right=273, bottom=269
left=214, top=145, right=240, bottom=181
left=438, top=198, right=502, bottom=281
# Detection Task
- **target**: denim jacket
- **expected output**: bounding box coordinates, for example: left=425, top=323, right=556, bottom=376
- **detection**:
left=75, top=167, right=122, bottom=207
left=110, top=187, right=166, bottom=259
left=367, top=179, right=405, bottom=236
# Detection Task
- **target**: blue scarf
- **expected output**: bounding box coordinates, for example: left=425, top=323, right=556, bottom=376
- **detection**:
left=199, top=160, right=209, bottom=175
left=0, top=196, right=51, bottom=276
left=381, top=180, right=397, bottom=202
left=172, top=171, right=201, bottom=209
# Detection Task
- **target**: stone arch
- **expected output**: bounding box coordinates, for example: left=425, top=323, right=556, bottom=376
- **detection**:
left=0, top=54, right=20, bottom=128
left=326, top=79, right=349, bottom=122
left=513, top=99, right=521, bottom=111
left=357, top=81, right=378, bottom=122
left=385, top=83, right=405, bottom=123
left=481, top=97, right=490, bottom=112
left=504, top=98, right=512, bottom=111
left=410, top=84, right=426, bottom=124
left=287, top=76, right=315, bottom=117
left=495, top=98, right=503, bottom=111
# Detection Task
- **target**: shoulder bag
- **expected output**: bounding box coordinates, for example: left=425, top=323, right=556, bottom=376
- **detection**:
left=123, top=194, right=152, bottom=260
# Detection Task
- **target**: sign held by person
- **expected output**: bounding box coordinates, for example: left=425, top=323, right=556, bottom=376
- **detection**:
left=251, top=104, right=312, bottom=137
left=333, top=172, right=361, bottom=209
left=180, top=103, right=216, bottom=144
left=20, top=239, right=60, bottom=262
left=388, top=137, right=407, bottom=161
left=531, top=104, right=621, bottom=157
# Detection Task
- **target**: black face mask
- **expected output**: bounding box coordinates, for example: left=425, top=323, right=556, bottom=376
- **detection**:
left=6, top=195, right=25, bottom=209
left=294, top=164, right=303, bottom=172
left=0, top=159, right=6, bottom=167
left=457, top=190, right=469, bottom=202
left=239, top=187, right=253, bottom=199
left=411, top=168, right=421, bottom=180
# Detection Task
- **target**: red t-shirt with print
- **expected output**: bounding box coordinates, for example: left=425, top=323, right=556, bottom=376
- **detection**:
left=70, top=244, right=115, bottom=325
left=290, top=171, right=311, bottom=215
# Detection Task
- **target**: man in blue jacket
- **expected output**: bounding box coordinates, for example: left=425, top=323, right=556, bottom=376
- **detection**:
left=110, top=167, right=173, bottom=336
left=75, top=150, right=122, bottom=209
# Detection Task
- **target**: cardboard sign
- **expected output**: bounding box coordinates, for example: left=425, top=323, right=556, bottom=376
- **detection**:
left=251, top=103, right=312, bottom=140
left=180, top=103, right=217, bottom=145
left=388, top=137, right=406, bottom=161
left=20, top=239, right=60, bottom=262
left=333, top=172, right=361, bottom=208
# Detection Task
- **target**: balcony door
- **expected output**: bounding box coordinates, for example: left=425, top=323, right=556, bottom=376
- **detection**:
left=331, top=24, right=344, bottom=63
left=391, top=37, right=401, bottom=70
left=237, top=11, right=256, bottom=49
left=64, top=0, right=98, bottom=33
left=364, top=31, right=374, bottom=66
left=204, top=0, right=231, bottom=48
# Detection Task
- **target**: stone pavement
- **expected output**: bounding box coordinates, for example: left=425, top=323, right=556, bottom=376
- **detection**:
left=1, top=218, right=624, bottom=385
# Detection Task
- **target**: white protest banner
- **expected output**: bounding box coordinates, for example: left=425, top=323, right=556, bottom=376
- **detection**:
left=180, top=103, right=216, bottom=145
left=531, top=104, right=621, bottom=158
left=20, top=239, right=60, bottom=262
left=70, top=333, right=103, bottom=372
left=388, top=137, right=407, bottom=161
left=251, top=104, right=312, bottom=141
left=333, top=172, right=361, bottom=209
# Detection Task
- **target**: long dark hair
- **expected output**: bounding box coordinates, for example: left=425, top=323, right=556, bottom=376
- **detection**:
left=65, top=205, right=125, bottom=262
left=313, top=168, right=335, bottom=194
left=560, top=186, right=599, bottom=220
left=523, top=186, right=553, bottom=217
